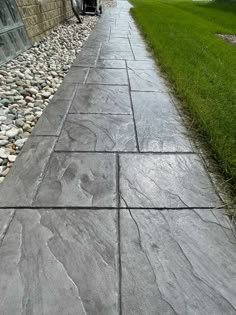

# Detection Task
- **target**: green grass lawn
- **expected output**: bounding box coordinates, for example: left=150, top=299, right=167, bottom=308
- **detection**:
left=130, top=0, right=236, bottom=187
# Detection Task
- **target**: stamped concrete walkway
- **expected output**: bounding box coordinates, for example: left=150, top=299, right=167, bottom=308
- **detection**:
left=0, top=1, right=236, bottom=314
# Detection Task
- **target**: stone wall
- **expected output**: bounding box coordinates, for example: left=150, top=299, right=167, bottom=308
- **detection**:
left=16, top=0, right=73, bottom=43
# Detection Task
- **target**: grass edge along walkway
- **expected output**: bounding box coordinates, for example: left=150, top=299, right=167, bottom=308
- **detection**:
left=130, top=0, right=236, bottom=191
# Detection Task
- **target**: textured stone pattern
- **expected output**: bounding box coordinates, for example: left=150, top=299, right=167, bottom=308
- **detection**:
left=16, top=0, right=73, bottom=42
left=0, top=1, right=236, bottom=314
left=120, top=209, right=236, bottom=315
left=0, top=209, right=119, bottom=315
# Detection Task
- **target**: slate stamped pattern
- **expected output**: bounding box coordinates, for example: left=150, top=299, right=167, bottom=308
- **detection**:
left=0, top=209, right=118, bottom=315
left=100, top=42, right=132, bottom=52
left=63, top=67, right=89, bottom=84
left=132, top=47, right=152, bottom=60
left=96, top=59, right=126, bottom=69
left=56, top=114, right=137, bottom=152
left=86, top=68, right=128, bottom=85
left=72, top=54, right=98, bottom=67
left=34, top=152, right=117, bottom=207
left=119, top=154, right=221, bottom=208
left=99, top=50, right=134, bottom=60
left=127, top=59, right=157, bottom=70
left=42, top=99, right=73, bottom=116
left=0, top=136, right=57, bottom=207
left=72, top=47, right=102, bottom=67
left=52, top=82, right=78, bottom=101
left=0, top=1, right=235, bottom=314
left=31, top=113, right=64, bottom=136
left=108, top=38, right=130, bottom=46
left=128, top=68, right=168, bottom=92
left=131, top=91, right=194, bottom=152
left=120, top=209, right=236, bottom=315
left=70, top=85, right=131, bottom=114
left=99, top=42, right=134, bottom=60
left=73, top=46, right=101, bottom=67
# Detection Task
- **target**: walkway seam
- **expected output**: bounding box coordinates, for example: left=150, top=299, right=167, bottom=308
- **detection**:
left=127, top=37, right=136, bottom=60
left=117, top=208, right=122, bottom=315
left=31, top=87, right=77, bottom=205
left=0, top=206, right=225, bottom=210
left=116, top=153, right=122, bottom=314
left=125, top=60, right=140, bottom=152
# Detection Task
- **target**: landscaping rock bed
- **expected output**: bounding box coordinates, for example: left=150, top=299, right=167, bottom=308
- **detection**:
left=0, top=15, right=98, bottom=183
left=217, top=34, right=236, bottom=46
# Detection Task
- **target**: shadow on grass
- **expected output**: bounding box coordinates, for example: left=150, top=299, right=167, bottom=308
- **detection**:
left=198, top=0, right=236, bottom=15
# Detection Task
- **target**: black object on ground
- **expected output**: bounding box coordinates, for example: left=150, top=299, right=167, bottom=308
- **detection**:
left=71, top=0, right=83, bottom=23
left=82, top=0, right=103, bottom=16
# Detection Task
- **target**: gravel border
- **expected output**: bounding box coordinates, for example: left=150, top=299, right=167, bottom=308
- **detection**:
left=0, top=15, right=98, bottom=183
left=217, top=34, right=236, bottom=46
